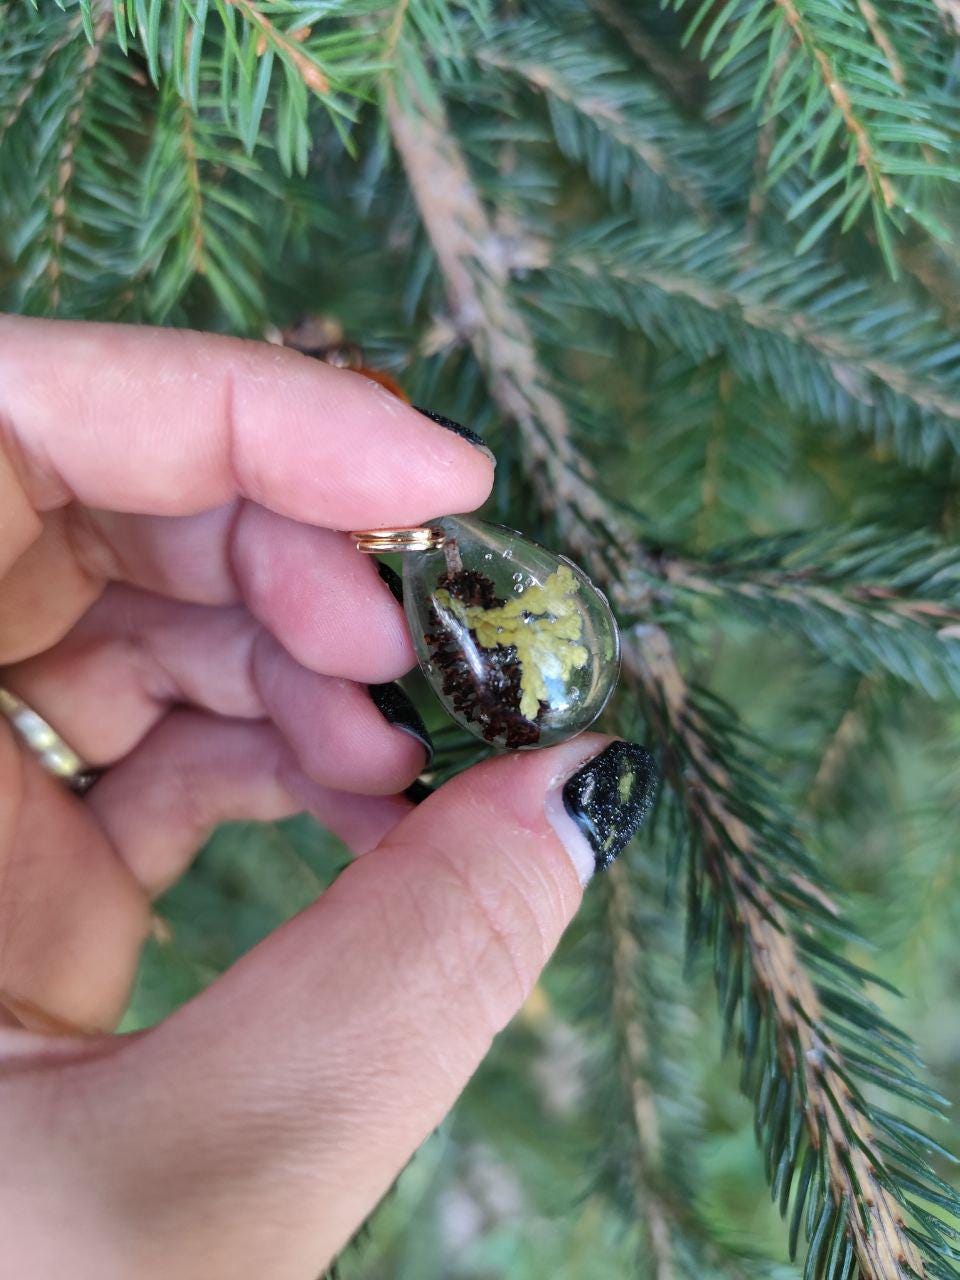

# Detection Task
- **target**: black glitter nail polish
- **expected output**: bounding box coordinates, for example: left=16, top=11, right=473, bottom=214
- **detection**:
left=414, top=406, right=495, bottom=463
left=377, top=560, right=404, bottom=604
left=369, top=682, right=434, bottom=764
left=562, top=741, right=657, bottom=874
left=404, top=778, right=435, bottom=805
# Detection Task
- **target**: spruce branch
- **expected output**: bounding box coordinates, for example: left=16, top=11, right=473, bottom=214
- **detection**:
left=0, top=7, right=144, bottom=315
left=224, top=0, right=330, bottom=94
left=666, top=527, right=960, bottom=697
left=387, top=59, right=959, bottom=1277
left=179, top=98, right=206, bottom=276
left=855, top=0, right=905, bottom=89
left=617, top=358, right=794, bottom=546
left=136, top=79, right=270, bottom=325
left=383, top=0, right=411, bottom=63
left=769, top=0, right=896, bottom=207
left=386, top=62, right=659, bottom=616
left=804, top=677, right=879, bottom=814
left=0, top=12, right=81, bottom=145
left=671, top=0, right=959, bottom=255
left=622, top=625, right=954, bottom=1279
left=587, top=0, right=700, bottom=108
left=98, top=0, right=387, bottom=171
left=745, top=54, right=787, bottom=235
left=472, top=21, right=714, bottom=217
left=44, top=10, right=109, bottom=311
left=597, top=855, right=787, bottom=1279
left=542, top=223, right=960, bottom=467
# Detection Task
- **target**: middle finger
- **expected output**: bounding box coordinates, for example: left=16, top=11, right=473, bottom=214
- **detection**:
left=2, top=585, right=430, bottom=795
left=1, top=500, right=413, bottom=680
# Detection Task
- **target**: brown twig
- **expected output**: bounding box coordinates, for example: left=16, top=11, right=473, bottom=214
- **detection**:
left=46, top=12, right=109, bottom=311
left=387, top=74, right=927, bottom=1277
left=0, top=15, right=81, bottom=146
left=225, top=0, right=329, bottom=94
left=475, top=46, right=709, bottom=217
left=607, top=862, right=675, bottom=1280
left=624, top=626, right=925, bottom=1278
left=806, top=677, right=876, bottom=812
left=773, top=0, right=896, bottom=210
left=932, top=0, right=960, bottom=36
left=857, top=0, right=906, bottom=87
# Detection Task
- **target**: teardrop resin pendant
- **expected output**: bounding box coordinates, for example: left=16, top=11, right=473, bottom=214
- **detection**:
left=403, top=516, right=620, bottom=749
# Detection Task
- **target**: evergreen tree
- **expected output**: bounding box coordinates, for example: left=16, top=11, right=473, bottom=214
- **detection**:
left=2, top=1, right=960, bottom=1276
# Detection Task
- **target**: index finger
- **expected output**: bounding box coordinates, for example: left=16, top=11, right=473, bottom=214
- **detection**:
left=0, top=316, right=494, bottom=526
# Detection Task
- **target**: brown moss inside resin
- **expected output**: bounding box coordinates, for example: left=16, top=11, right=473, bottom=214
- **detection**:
left=424, top=563, right=591, bottom=748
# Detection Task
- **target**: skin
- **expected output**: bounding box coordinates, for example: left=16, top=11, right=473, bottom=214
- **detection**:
left=0, top=316, right=608, bottom=1279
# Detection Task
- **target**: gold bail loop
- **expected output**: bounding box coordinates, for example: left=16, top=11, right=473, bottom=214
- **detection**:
left=350, top=526, right=445, bottom=554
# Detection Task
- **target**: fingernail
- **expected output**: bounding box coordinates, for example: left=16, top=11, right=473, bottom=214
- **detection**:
left=414, top=406, right=496, bottom=466
left=404, top=777, right=435, bottom=804
left=0, top=989, right=94, bottom=1037
left=377, top=560, right=404, bottom=604
left=369, top=682, right=434, bottom=765
left=547, top=741, right=657, bottom=884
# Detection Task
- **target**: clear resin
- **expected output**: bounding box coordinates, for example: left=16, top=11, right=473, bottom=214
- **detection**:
left=403, top=516, right=620, bottom=749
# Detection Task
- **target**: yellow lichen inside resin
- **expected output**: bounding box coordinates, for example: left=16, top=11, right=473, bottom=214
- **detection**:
left=435, top=564, right=589, bottom=720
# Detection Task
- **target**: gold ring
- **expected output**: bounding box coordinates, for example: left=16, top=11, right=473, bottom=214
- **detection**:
left=350, top=526, right=445, bottom=554
left=0, top=688, right=100, bottom=795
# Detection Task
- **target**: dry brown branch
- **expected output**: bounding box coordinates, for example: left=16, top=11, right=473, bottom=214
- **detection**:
left=386, top=76, right=657, bottom=614
left=387, top=72, right=926, bottom=1277
left=932, top=0, right=960, bottom=35
left=624, top=626, right=925, bottom=1278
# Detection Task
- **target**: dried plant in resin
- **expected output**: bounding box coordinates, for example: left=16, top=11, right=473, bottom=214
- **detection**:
left=402, top=517, right=620, bottom=749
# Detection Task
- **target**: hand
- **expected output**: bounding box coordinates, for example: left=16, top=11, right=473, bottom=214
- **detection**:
left=0, top=316, right=647, bottom=1279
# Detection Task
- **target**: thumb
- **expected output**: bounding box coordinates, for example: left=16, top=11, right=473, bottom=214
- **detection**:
left=89, top=736, right=656, bottom=1278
